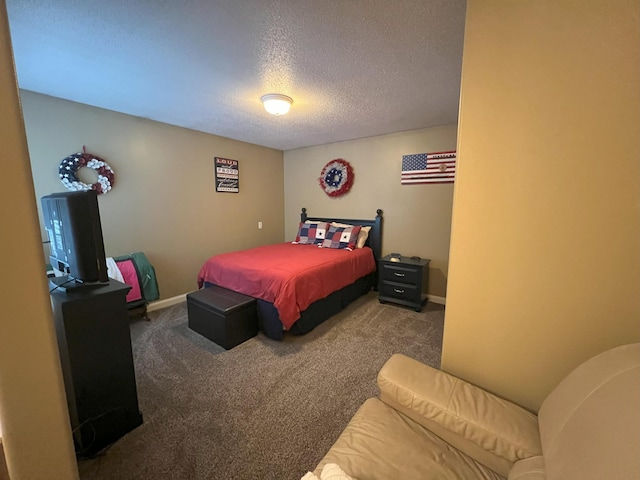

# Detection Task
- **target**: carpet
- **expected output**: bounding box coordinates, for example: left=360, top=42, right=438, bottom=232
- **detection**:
left=78, top=291, right=445, bottom=480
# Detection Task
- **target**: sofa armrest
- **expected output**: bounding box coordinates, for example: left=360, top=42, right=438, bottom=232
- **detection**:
left=377, top=354, right=542, bottom=477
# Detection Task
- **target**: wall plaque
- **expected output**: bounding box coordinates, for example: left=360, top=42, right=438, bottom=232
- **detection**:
left=214, top=157, right=239, bottom=193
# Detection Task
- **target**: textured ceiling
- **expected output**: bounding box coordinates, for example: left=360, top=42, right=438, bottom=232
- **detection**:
left=6, top=0, right=466, bottom=151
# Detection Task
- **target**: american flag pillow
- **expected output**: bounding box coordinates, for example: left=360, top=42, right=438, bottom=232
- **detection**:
left=321, top=224, right=362, bottom=250
left=293, top=222, right=329, bottom=245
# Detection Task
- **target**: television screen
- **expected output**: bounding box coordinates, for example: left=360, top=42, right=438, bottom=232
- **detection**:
left=41, top=191, right=109, bottom=290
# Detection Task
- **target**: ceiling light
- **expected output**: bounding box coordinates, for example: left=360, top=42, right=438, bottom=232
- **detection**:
left=261, top=94, right=293, bottom=116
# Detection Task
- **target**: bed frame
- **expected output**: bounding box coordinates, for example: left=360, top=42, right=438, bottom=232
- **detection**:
left=256, top=208, right=384, bottom=339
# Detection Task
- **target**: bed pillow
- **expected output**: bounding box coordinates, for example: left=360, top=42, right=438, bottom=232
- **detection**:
left=331, top=222, right=371, bottom=249
left=330, top=222, right=352, bottom=227
left=293, top=221, right=329, bottom=245
left=321, top=224, right=362, bottom=250
left=356, top=226, right=371, bottom=249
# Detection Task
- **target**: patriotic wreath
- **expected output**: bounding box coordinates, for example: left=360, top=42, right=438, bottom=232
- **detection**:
left=59, top=152, right=115, bottom=195
left=318, top=158, right=354, bottom=197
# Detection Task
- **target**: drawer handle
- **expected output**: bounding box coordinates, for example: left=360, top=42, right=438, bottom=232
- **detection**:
left=394, top=288, right=405, bottom=294
left=393, top=272, right=405, bottom=277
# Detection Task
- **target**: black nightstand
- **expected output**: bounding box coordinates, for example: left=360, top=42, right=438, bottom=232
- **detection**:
left=378, top=254, right=430, bottom=312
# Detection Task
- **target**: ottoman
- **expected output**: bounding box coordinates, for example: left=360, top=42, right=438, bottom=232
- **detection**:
left=186, top=285, right=258, bottom=349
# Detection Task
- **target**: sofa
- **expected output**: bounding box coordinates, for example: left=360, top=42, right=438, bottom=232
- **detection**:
left=304, top=343, right=640, bottom=480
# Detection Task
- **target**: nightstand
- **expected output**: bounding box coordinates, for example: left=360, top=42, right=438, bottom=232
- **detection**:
left=378, top=254, right=430, bottom=312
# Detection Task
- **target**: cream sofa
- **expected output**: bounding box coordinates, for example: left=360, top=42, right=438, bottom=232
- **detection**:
left=306, top=343, right=640, bottom=480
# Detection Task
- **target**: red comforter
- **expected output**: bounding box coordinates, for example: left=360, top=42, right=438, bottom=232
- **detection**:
left=197, top=243, right=376, bottom=329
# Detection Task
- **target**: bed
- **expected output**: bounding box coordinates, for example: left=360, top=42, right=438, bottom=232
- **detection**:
left=197, top=208, right=383, bottom=340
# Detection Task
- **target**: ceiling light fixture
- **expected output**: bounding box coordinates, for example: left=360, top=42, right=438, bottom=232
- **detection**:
left=261, top=94, right=293, bottom=116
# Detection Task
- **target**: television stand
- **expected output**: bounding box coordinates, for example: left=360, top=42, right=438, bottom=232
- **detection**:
left=48, top=275, right=109, bottom=293
left=50, top=279, right=143, bottom=456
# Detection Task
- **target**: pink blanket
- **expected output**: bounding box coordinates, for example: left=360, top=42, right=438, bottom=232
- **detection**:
left=197, top=243, right=376, bottom=329
left=117, top=259, right=143, bottom=303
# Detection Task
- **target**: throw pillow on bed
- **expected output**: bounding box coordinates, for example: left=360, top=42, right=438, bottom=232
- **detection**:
left=331, top=222, right=371, bottom=249
left=321, top=224, right=362, bottom=250
left=293, top=221, right=329, bottom=245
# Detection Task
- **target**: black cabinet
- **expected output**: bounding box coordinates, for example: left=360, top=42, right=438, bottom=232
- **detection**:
left=50, top=280, right=143, bottom=456
left=378, top=255, right=430, bottom=312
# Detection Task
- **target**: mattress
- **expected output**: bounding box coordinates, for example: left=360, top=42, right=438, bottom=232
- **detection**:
left=197, top=242, right=376, bottom=329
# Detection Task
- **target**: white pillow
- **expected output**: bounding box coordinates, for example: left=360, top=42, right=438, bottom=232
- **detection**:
left=356, top=226, right=371, bottom=249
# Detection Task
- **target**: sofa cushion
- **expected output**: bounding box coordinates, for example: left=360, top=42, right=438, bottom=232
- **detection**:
left=302, top=463, right=356, bottom=480
left=508, top=456, right=546, bottom=480
left=314, top=398, right=505, bottom=480
left=377, top=354, right=541, bottom=477
left=538, top=343, right=640, bottom=480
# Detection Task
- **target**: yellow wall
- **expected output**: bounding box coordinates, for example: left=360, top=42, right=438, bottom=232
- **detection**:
left=0, top=1, right=79, bottom=477
left=284, top=126, right=457, bottom=298
left=20, top=91, right=285, bottom=299
left=443, top=0, right=640, bottom=411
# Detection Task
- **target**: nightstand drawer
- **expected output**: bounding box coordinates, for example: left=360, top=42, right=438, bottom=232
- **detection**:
left=380, top=263, right=421, bottom=284
left=379, top=280, right=419, bottom=302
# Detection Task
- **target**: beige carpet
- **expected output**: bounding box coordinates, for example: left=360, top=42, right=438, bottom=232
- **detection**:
left=78, top=291, right=445, bottom=480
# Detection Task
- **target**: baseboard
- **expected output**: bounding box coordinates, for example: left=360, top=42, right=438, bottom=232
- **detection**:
left=427, top=294, right=446, bottom=305
left=147, top=294, right=187, bottom=312
left=149, top=291, right=445, bottom=311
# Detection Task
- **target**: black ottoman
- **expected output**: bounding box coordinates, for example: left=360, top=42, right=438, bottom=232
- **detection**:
left=186, top=285, right=258, bottom=349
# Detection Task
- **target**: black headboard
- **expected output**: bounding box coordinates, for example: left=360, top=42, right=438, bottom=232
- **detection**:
left=300, top=208, right=383, bottom=262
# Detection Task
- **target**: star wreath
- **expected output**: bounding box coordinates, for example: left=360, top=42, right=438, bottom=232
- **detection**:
left=59, top=152, right=115, bottom=195
left=318, top=159, right=354, bottom=197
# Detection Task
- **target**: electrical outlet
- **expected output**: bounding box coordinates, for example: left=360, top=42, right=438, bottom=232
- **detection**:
left=258, top=221, right=263, bottom=229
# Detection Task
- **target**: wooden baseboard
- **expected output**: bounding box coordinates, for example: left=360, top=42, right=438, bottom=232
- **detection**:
left=427, top=294, right=446, bottom=305
left=147, top=294, right=188, bottom=312
left=147, top=291, right=445, bottom=312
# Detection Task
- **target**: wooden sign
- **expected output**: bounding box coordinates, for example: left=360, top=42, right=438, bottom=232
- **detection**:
left=214, top=157, right=239, bottom=193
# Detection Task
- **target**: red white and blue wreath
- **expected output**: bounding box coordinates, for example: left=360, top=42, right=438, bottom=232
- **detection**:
left=318, top=158, right=354, bottom=197
left=59, top=151, right=115, bottom=195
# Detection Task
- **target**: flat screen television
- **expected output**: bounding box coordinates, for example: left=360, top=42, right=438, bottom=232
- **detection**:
left=41, top=190, right=109, bottom=291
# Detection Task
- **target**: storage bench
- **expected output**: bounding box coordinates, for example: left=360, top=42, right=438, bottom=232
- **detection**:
left=186, top=285, right=258, bottom=349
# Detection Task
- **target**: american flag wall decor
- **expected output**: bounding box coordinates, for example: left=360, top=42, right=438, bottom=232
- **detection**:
left=401, top=151, right=457, bottom=184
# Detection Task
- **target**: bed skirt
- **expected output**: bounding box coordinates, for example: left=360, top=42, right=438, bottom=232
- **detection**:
left=204, top=273, right=374, bottom=340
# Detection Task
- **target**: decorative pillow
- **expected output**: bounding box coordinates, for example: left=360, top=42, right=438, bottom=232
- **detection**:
left=321, top=224, right=362, bottom=250
left=293, top=221, right=329, bottom=245
left=330, top=222, right=371, bottom=249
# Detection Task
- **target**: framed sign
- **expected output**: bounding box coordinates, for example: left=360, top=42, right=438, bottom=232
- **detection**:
left=214, top=157, right=239, bottom=193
